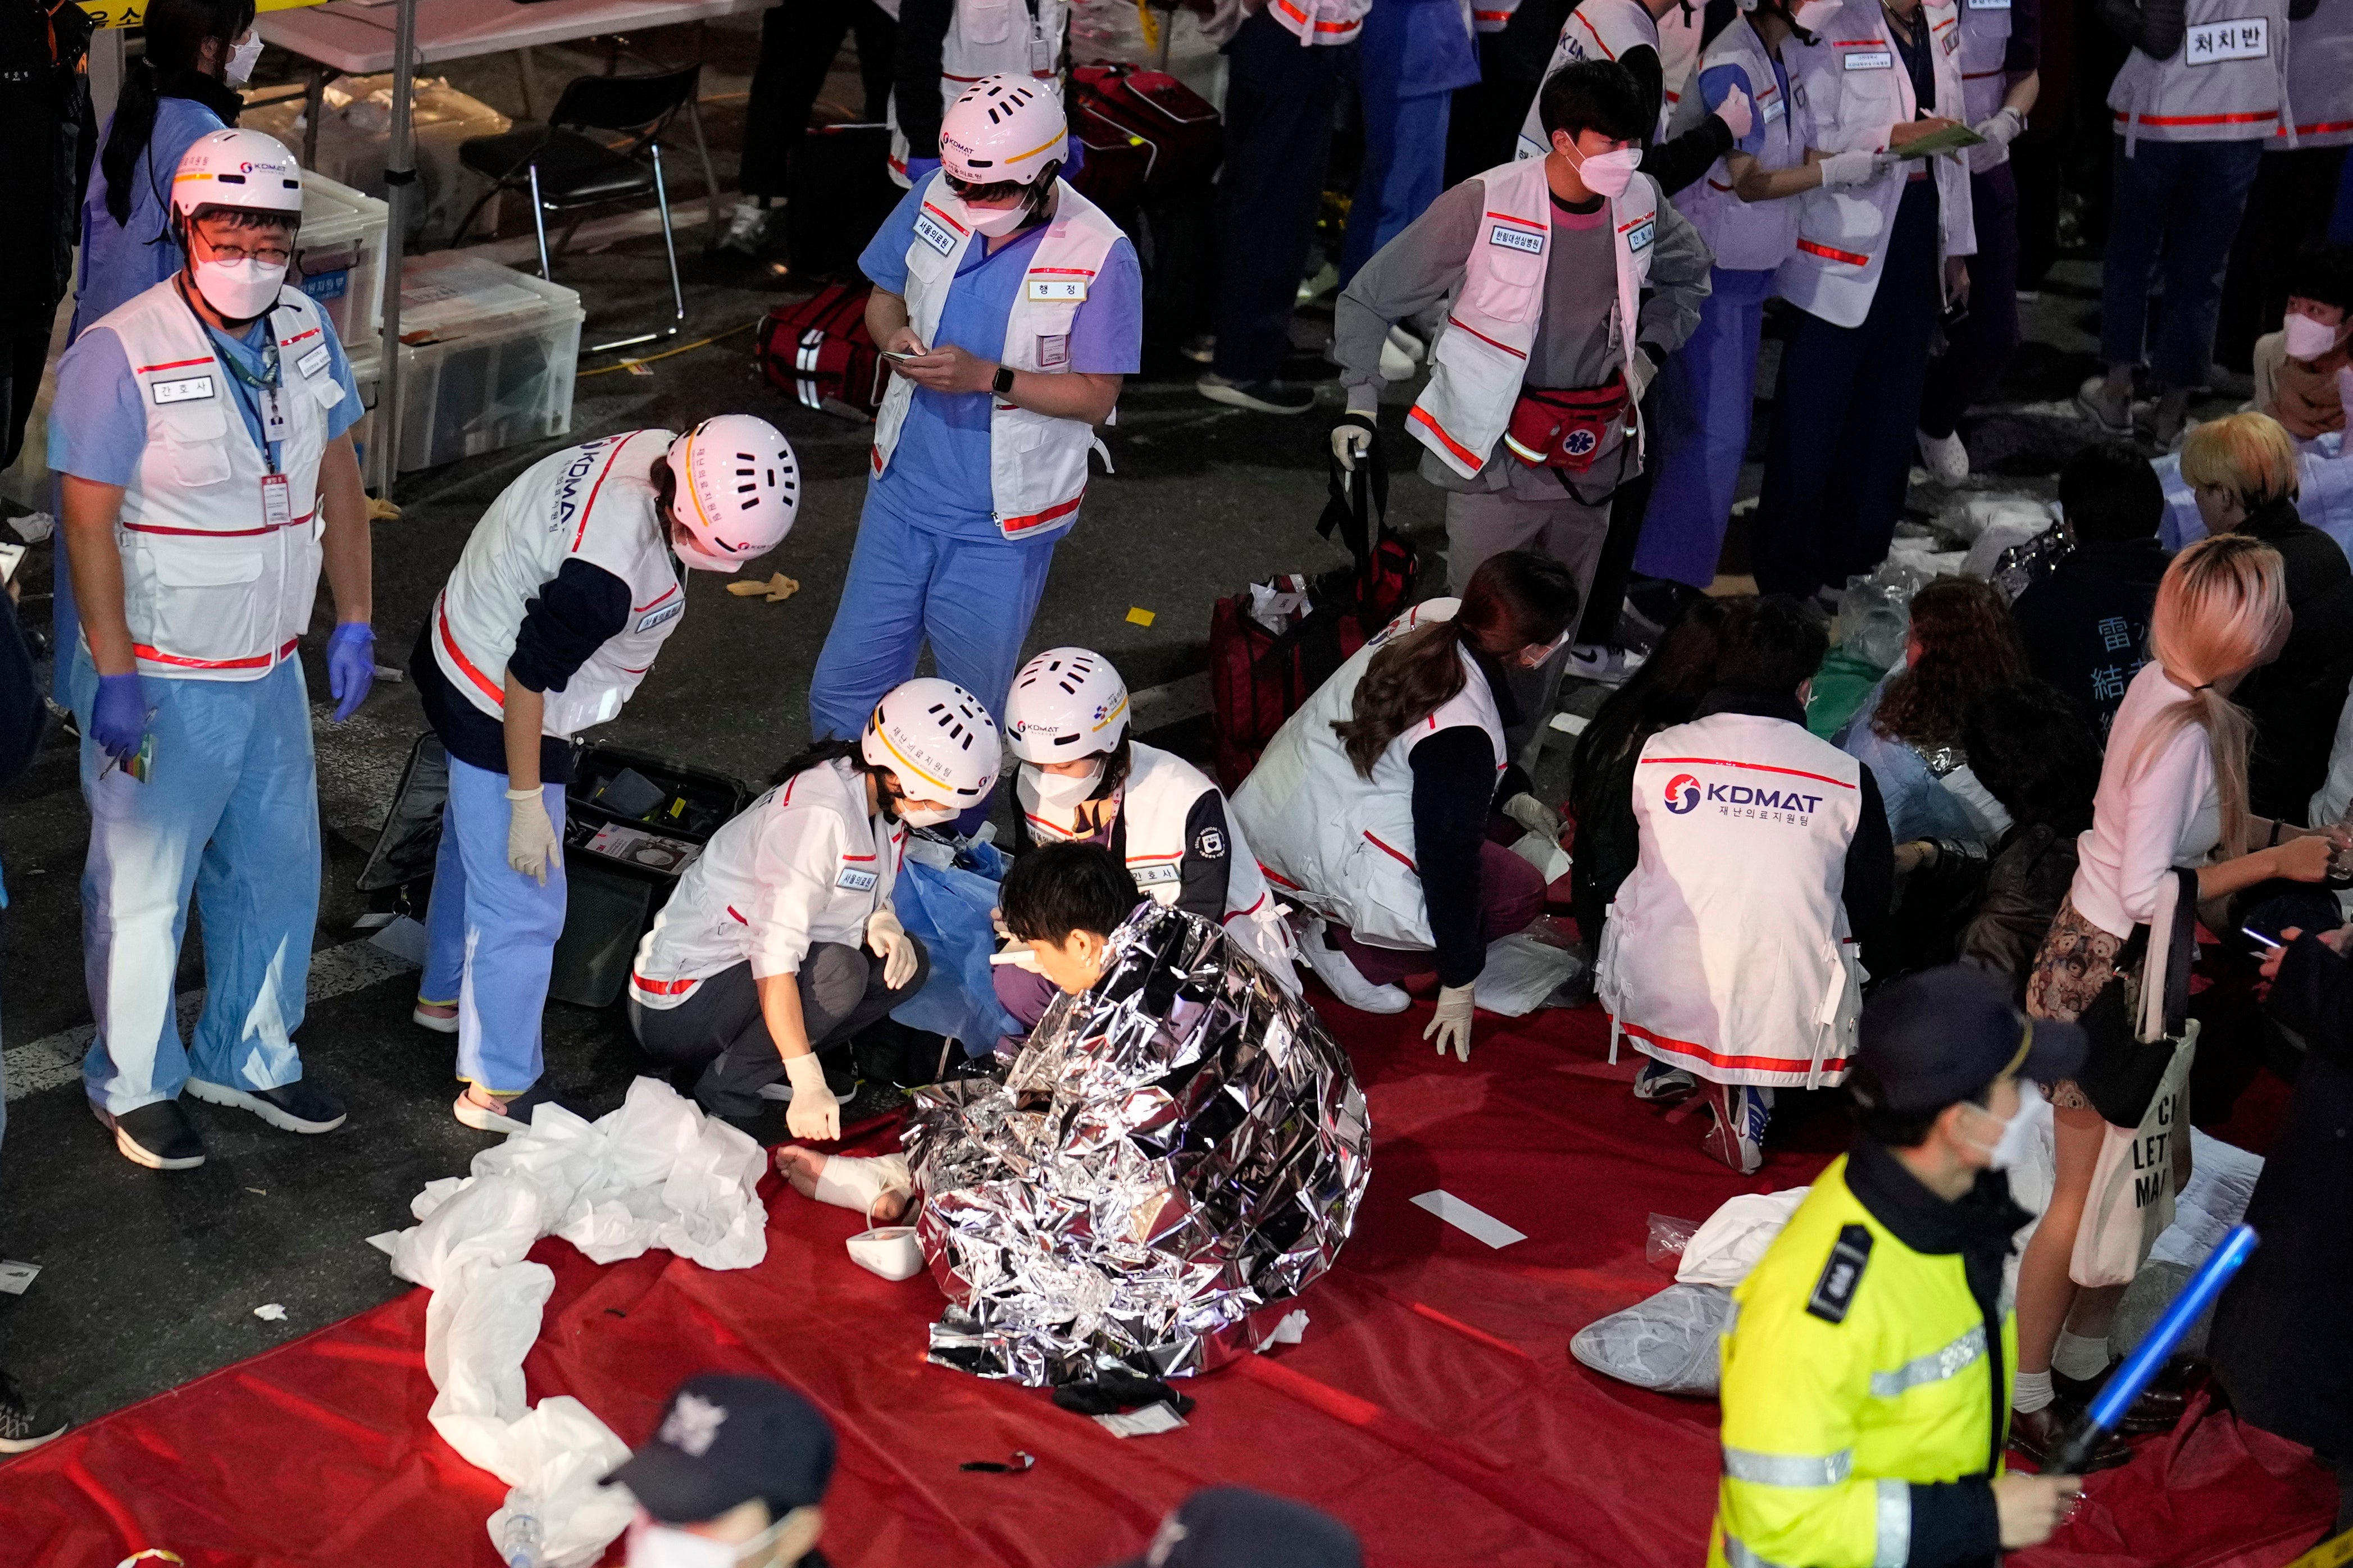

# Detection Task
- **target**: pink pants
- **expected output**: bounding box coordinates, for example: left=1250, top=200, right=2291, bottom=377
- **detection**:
left=1331, top=840, right=1548, bottom=986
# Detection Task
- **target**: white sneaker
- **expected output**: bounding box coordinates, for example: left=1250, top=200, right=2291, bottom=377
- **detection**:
left=1917, top=428, right=1969, bottom=485
left=1377, top=334, right=1416, bottom=381
left=1299, top=918, right=1410, bottom=1014
left=1567, top=645, right=1645, bottom=687
left=412, top=1000, right=459, bottom=1034
left=1387, top=324, right=1427, bottom=363
left=717, top=199, right=770, bottom=255
left=2075, top=374, right=2133, bottom=436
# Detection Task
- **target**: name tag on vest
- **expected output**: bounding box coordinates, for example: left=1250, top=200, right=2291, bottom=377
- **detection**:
left=636, top=601, right=684, bottom=634
left=1488, top=223, right=1544, bottom=254
left=913, top=212, right=958, bottom=256
left=1967, top=0, right=2010, bottom=9
left=1132, top=862, right=1181, bottom=887
left=835, top=865, right=880, bottom=892
left=1026, top=276, right=1088, bottom=302
left=1941, top=22, right=1959, bottom=52
left=1762, top=91, right=1787, bottom=123
left=297, top=343, right=332, bottom=379
left=1037, top=332, right=1069, bottom=368
left=151, top=375, right=215, bottom=404
left=2186, top=17, right=2266, bottom=62
left=1842, top=48, right=1894, bottom=68
left=1623, top=218, right=1655, bottom=253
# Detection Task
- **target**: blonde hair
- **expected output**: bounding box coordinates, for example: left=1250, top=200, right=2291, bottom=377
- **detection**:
left=2181, top=412, right=2300, bottom=511
left=2133, top=532, right=2287, bottom=856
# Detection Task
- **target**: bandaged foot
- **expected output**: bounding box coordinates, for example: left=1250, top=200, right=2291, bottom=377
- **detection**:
left=775, top=1147, right=913, bottom=1224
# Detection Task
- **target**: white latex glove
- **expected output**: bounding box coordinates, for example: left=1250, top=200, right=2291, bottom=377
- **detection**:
left=1714, top=84, right=1754, bottom=141
left=1501, top=791, right=1564, bottom=845
left=1973, top=106, right=2024, bottom=148
left=1425, top=983, right=1476, bottom=1062
left=1817, top=149, right=1888, bottom=188
left=1331, top=420, right=1374, bottom=472
left=505, top=786, right=561, bottom=883
left=783, top=1052, right=840, bottom=1141
left=866, top=906, right=920, bottom=990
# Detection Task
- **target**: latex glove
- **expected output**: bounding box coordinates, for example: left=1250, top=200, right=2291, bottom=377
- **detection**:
left=784, top=1051, right=840, bottom=1141
left=1425, top=983, right=1476, bottom=1063
left=1331, top=414, right=1375, bottom=473
left=1817, top=149, right=1887, bottom=188
left=1714, top=84, right=1754, bottom=141
left=902, top=155, right=943, bottom=188
left=866, top=906, right=920, bottom=990
left=1973, top=106, right=2025, bottom=149
left=326, top=622, right=376, bottom=722
left=1501, top=791, right=1564, bottom=845
left=506, top=786, right=561, bottom=883
left=90, top=671, right=148, bottom=764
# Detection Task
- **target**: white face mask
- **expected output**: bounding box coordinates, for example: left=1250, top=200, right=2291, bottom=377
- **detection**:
left=1016, top=760, right=1105, bottom=837
left=1788, top=0, right=1836, bottom=31
left=1565, top=143, right=1644, bottom=200
left=961, top=194, right=1035, bottom=238
left=2282, top=310, right=2346, bottom=362
left=626, top=1513, right=793, bottom=1568
left=893, top=800, right=959, bottom=828
left=190, top=255, right=288, bottom=321
left=226, top=30, right=263, bottom=85
left=1967, top=1080, right=2050, bottom=1172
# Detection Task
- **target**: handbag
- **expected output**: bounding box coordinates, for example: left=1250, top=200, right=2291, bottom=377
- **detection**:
left=2069, top=1019, right=2196, bottom=1288
left=2073, top=867, right=2196, bottom=1128
left=1502, top=373, right=1631, bottom=472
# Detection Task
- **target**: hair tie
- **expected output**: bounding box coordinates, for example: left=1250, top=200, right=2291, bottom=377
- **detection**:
left=2193, top=682, right=2215, bottom=692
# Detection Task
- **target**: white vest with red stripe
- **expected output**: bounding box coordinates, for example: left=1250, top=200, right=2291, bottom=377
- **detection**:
left=1597, top=712, right=1867, bottom=1088
left=1515, top=0, right=1665, bottom=158
left=98, top=279, right=339, bottom=681
left=2279, top=0, right=2352, bottom=148
left=1656, top=0, right=1706, bottom=132
left=1107, top=742, right=1298, bottom=986
left=1665, top=19, right=1809, bottom=270
left=1268, top=0, right=1372, bottom=45
left=1407, top=155, right=1659, bottom=480
left=1956, top=0, right=2016, bottom=170
left=432, top=428, right=686, bottom=739
left=1473, top=0, right=1522, bottom=32
left=886, top=0, right=1069, bottom=186
left=1773, top=0, right=1975, bottom=329
left=1230, top=599, right=1509, bottom=952
left=872, top=174, right=1122, bottom=543
left=2109, top=0, right=2290, bottom=147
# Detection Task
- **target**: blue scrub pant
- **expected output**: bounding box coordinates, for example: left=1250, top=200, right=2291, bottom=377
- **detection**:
left=71, top=654, right=319, bottom=1115
left=1633, top=266, right=1776, bottom=591
left=2101, top=136, right=2264, bottom=391
left=1340, top=92, right=1453, bottom=288
left=421, top=755, right=568, bottom=1095
left=807, top=483, right=1059, bottom=742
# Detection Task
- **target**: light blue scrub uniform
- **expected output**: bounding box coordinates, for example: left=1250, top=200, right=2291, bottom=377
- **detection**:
left=50, top=298, right=361, bottom=1115
left=805, top=183, right=1143, bottom=745
left=1339, top=0, right=1481, bottom=288
left=421, top=758, right=568, bottom=1095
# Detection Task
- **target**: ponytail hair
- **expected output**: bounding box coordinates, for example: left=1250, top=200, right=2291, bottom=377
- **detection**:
left=101, top=0, right=256, bottom=228
left=2131, top=532, right=2286, bottom=857
left=1331, top=550, right=1578, bottom=777
left=769, top=737, right=866, bottom=787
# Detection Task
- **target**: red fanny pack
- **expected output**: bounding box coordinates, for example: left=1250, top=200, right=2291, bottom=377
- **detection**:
left=1503, top=372, right=1630, bottom=472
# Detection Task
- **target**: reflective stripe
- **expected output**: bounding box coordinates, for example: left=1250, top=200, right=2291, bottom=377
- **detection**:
left=1721, top=1444, right=1854, bottom=1486
left=133, top=635, right=299, bottom=672
left=1874, top=1477, right=1910, bottom=1567
left=1868, top=1324, right=1986, bottom=1397
left=1797, top=238, right=1872, bottom=266
left=1722, top=1535, right=1792, bottom=1568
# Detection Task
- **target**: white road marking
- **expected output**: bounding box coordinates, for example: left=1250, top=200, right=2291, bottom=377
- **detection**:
left=1409, top=1189, right=1527, bottom=1249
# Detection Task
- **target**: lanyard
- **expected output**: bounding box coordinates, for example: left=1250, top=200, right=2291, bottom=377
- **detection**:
left=215, top=309, right=286, bottom=477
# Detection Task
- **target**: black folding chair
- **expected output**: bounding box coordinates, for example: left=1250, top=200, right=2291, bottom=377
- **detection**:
left=456, top=65, right=698, bottom=354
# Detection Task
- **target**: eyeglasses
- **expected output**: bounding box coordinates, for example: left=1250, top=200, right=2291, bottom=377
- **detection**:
left=196, top=237, right=293, bottom=267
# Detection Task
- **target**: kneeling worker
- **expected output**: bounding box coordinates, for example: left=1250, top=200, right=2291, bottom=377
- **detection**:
left=413, top=415, right=800, bottom=1131
left=1711, top=964, right=2083, bottom=1568
left=627, top=678, right=1001, bottom=1139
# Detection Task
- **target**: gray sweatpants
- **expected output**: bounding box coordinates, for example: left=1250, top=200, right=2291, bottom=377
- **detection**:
left=1445, top=486, right=1606, bottom=765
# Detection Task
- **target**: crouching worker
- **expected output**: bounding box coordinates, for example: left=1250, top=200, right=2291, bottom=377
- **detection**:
left=1231, top=551, right=1576, bottom=1059
left=603, top=1374, right=835, bottom=1568
left=629, top=678, right=1000, bottom=1139
left=777, top=841, right=1139, bottom=1221
left=413, top=415, right=800, bottom=1132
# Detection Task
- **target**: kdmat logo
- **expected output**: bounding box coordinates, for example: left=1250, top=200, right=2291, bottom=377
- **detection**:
left=1663, top=774, right=1701, bottom=814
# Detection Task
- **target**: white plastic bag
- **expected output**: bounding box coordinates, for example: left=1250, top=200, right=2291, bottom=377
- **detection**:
left=1675, top=1188, right=1809, bottom=1287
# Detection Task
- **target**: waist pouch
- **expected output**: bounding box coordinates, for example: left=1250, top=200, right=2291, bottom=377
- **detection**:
left=1503, top=373, right=1630, bottom=472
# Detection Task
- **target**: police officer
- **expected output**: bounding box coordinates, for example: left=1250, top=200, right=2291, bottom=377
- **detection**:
left=1709, top=965, right=2084, bottom=1568
left=602, top=1374, right=835, bottom=1568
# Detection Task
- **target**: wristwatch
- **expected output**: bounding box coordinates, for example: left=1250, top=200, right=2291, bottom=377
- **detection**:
left=993, top=363, right=1017, bottom=396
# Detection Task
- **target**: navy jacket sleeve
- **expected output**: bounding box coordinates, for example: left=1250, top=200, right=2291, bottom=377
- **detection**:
left=895, top=0, right=954, bottom=161
left=1411, top=726, right=1501, bottom=989
left=1176, top=788, right=1235, bottom=924
left=1844, top=765, right=1895, bottom=948
left=1906, top=1477, right=2001, bottom=1567
left=508, top=559, right=632, bottom=695
left=1626, top=43, right=1737, bottom=197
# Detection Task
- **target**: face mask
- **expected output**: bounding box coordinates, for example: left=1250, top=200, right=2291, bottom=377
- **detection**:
left=1967, top=1080, right=2051, bottom=1172
left=961, top=194, right=1035, bottom=238
left=190, top=255, right=287, bottom=321
left=894, top=800, right=960, bottom=829
left=226, top=30, right=263, bottom=85
left=627, top=1514, right=792, bottom=1568
left=2282, top=311, right=2346, bottom=361
left=1788, top=0, right=1836, bottom=31
left=1565, top=144, right=1643, bottom=200
left=1016, top=760, right=1104, bottom=834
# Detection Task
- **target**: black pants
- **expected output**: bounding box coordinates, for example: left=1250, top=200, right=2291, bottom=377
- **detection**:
left=1919, top=162, right=2021, bottom=440
left=739, top=0, right=897, bottom=199
left=627, top=938, right=927, bottom=1120
left=1572, top=386, right=1660, bottom=648
left=1211, top=12, right=1354, bottom=383
left=1753, top=179, right=1943, bottom=600
left=0, top=328, right=49, bottom=472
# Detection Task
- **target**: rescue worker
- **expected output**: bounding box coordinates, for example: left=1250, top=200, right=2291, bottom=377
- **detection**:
left=1233, top=552, right=1576, bottom=1059
left=1709, top=964, right=2086, bottom=1568
left=887, top=0, right=1068, bottom=189
left=807, top=76, right=1139, bottom=776
left=628, top=678, right=995, bottom=1138
left=51, top=129, right=372, bottom=1170
left=1513, top=0, right=1759, bottom=192
left=1749, top=0, right=1975, bottom=602
left=1599, top=596, right=1891, bottom=1172
left=999, top=646, right=1298, bottom=1014
left=1331, top=60, right=1712, bottom=741
left=412, top=416, right=800, bottom=1131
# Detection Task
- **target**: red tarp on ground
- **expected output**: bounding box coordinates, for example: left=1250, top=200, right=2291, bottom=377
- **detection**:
left=0, top=1001, right=2333, bottom=1567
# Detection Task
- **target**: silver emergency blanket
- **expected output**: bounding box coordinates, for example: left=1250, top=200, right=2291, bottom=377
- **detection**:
left=902, top=902, right=1371, bottom=1386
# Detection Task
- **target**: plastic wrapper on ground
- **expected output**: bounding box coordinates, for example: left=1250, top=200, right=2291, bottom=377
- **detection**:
left=1571, top=1282, right=1737, bottom=1397
left=900, top=902, right=1371, bottom=1386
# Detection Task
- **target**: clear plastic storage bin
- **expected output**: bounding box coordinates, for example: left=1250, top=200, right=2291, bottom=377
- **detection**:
left=388, top=253, right=582, bottom=473
left=295, top=170, right=388, bottom=362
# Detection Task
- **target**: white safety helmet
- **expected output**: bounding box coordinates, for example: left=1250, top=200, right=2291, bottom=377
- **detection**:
left=666, top=415, right=799, bottom=573
left=940, top=76, right=1068, bottom=189
left=1005, top=648, right=1130, bottom=765
left=861, top=678, right=1003, bottom=804
left=170, top=127, right=304, bottom=223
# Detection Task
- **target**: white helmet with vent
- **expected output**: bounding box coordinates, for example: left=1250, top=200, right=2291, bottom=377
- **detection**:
left=1005, top=648, right=1130, bottom=764
left=170, top=127, right=304, bottom=222
left=666, top=415, right=798, bottom=573
left=861, top=678, right=1002, bottom=804
left=940, top=75, right=1069, bottom=189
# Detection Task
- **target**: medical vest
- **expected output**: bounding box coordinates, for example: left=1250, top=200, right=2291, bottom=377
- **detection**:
left=871, top=174, right=1122, bottom=543
left=1515, top=0, right=1667, bottom=157
left=1598, top=712, right=1865, bottom=1087
left=433, top=428, right=685, bottom=739
left=1710, top=1156, right=2013, bottom=1568
left=97, top=279, right=340, bottom=682
left=1110, top=742, right=1299, bottom=984
left=886, top=0, right=1069, bottom=185
left=1666, top=20, right=1809, bottom=271
left=2279, top=0, right=2352, bottom=148
left=1407, top=154, right=1660, bottom=479
left=2108, top=0, right=2290, bottom=148
left=1956, top=0, right=2016, bottom=171
left=1268, top=0, right=1372, bottom=45
left=1773, top=0, right=1976, bottom=330
left=1231, top=599, right=1508, bottom=952
left=631, top=757, right=907, bottom=1006
left=1656, top=0, right=1706, bottom=130
left=1473, top=0, right=1521, bottom=33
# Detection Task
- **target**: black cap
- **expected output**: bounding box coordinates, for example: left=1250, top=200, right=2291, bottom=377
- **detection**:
left=1109, top=1488, right=1362, bottom=1568
left=604, top=1375, right=836, bottom=1525
left=1848, top=965, right=2087, bottom=1116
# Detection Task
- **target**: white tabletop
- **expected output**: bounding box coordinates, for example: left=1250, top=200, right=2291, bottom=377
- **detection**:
left=258, top=0, right=767, bottom=75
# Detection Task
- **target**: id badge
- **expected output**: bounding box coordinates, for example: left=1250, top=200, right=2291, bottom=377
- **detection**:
left=1029, top=32, right=1053, bottom=72
left=261, top=385, right=290, bottom=442
left=1037, top=332, right=1070, bottom=368
left=261, top=473, right=292, bottom=528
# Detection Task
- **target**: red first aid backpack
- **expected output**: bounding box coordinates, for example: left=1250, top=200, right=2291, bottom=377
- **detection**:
left=1068, top=63, right=1224, bottom=211
left=754, top=282, right=888, bottom=422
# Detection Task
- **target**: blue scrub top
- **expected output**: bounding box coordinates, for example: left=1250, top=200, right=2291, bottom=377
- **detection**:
left=859, top=181, right=1143, bottom=540
left=71, top=97, right=230, bottom=344
left=1697, top=57, right=1790, bottom=158
left=1357, top=0, right=1481, bottom=101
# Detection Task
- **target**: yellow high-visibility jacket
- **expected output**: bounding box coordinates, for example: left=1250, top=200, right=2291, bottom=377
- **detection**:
left=1709, top=1146, right=2020, bottom=1568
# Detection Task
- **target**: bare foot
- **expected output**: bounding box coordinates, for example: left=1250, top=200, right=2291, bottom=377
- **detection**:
left=869, top=1188, right=911, bottom=1224
left=773, top=1145, right=826, bottom=1199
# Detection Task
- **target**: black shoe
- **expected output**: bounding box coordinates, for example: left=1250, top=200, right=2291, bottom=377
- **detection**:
left=187, top=1076, right=347, bottom=1134
left=2054, top=1361, right=2188, bottom=1435
left=0, top=1368, right=66, bottom=1453
left=2008, top=1403, right=2133, bottom=1472
left=94, top=1097, right=206, bottom=1169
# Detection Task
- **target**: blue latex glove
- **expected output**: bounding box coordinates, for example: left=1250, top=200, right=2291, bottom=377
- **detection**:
left=90, top=672, right=148, bottom=764
left=902, top=155, right=942, bottom=187
left=327, top=622, right=376, bottom=722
